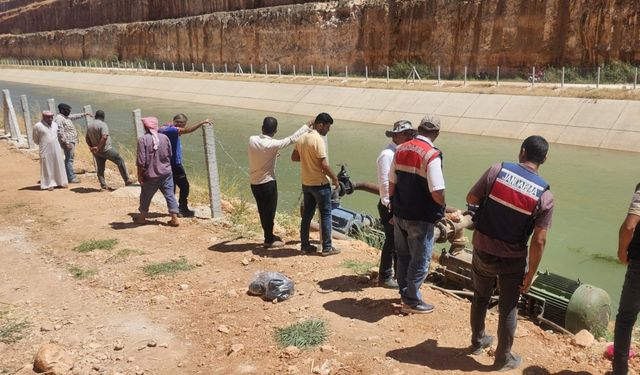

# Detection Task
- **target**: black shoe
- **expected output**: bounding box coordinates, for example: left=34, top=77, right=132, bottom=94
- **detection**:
left=301, top=244, right=317, bottom=254
left=378, top=278, right=399, bottom=289
left=400, top=302, right=434, bottom=314
left=494, top=353, right=522, bottom=372
left=470, top=335, right=494, bottom=355
left=263, top=236, right=284, bottom=249
left=321, top=247, right=341, bottom=257
left=178, top=209, right=195, bottom=218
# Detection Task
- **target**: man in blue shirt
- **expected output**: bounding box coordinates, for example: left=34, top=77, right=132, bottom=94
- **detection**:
left=159, top=113, right=212, bottom=217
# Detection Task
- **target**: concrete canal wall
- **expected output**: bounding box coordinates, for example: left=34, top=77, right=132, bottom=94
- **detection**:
left=1, top=68, right=639, bottom=152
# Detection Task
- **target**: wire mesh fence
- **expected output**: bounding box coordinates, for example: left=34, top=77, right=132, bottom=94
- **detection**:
left=1, top=58, right=638, bottom=88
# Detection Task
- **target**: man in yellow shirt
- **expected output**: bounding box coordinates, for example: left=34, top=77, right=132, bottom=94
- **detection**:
left=291, top=113, right=340, bottom=256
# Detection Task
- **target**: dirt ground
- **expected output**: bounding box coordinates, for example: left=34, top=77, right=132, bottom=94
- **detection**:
left=0, top=140, right=631, bottom=375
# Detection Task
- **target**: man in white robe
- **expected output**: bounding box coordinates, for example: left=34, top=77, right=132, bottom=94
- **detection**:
left=33, top=111, right=68, bottom=190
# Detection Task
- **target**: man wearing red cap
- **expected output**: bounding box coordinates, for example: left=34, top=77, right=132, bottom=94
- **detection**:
left=33, top=111, right=68, bottom=190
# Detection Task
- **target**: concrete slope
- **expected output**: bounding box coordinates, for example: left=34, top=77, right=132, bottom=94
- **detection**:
left=1, top=68, right=638, bottom=152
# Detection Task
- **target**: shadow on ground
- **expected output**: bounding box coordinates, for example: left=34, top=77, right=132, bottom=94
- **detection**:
left=387, top=339, right=494, bottom=372
left=523, top=366, right=594, bottom=375
left=110, top=220, right=165, bottom=229
left=70, top=187, right=102, bottom=194
left=126, top=212, right=169, bottom=219
left=208, top=239, right=301, bottom=258
left=323, top=297, right=398, bottom=323
left=19, top=185, right=43, bottom=191
left=317, top=275, right=372, bottom=293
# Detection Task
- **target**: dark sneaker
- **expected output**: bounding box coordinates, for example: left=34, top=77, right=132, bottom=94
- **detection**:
left=470, top=335, right=494, bottom=355
left=178, top=209, right=195, bottom=218
left=301, top=244, right=317, bottom=254
left=321, top=247, right=341, bottom=257
left=378, top=278, right=399, bottom=289
left=401, top=302, right=434, bottom=314
left=494, top=353, right=522, bottom=372
left=263, top=236, right=284, bottom=249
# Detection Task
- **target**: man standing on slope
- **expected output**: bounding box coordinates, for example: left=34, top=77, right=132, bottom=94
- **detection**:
left=291, top=112, right=340, bottom=257
left=55, top=103, right=92, bottom=183
left=611, top=182, right=640, bottom=375
left=248, top=116, right=310, bottom=248
left=376, top=120, right=416, bottom=288
left=33, top=110, right=68, bottom=190
left=466, top=135, right=554, bottom=372
left=388, top=115, right=445, bottom=314
left=159, top=113, right=212, bottom=217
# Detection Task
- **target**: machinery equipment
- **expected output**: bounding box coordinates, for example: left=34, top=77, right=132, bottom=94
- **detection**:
left=341, top=170, right=612, bottom=335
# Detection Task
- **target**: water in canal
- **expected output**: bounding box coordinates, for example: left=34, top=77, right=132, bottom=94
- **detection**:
left=2, top=80, right=638, bottom=311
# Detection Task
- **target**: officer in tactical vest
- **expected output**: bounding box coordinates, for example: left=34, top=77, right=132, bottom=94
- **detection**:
left=612, top=182, right=640, bottom=375
left=466, top=135, right=554, bottom=372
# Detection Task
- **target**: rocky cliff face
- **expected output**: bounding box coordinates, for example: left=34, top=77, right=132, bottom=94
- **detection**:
left=0, top=0, right=326, bottom=34
left=1, top=0, right=638, bottom=75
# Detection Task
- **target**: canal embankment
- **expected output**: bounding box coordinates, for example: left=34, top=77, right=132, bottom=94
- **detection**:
left=1, top=67, right=640, bottom=152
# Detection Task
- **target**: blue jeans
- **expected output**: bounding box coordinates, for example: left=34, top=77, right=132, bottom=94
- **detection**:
left=139, top=174, right=179, bottom=215
left=470, top=249, right=526, bottom=364
left=63, top=143, right=77, bottom=181
left=393, top=217, right=434, bottom=306
left=300, top=184, right=332, bottom=251
left=613, top=260, right=640, bottom=375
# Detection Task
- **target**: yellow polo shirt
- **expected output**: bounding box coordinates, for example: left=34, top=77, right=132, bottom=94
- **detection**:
left=295, top=130, right=329, bottom=186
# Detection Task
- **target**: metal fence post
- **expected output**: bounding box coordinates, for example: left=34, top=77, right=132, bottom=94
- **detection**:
left=171, top=62, right=175, bottom=71
left=326, top=64, right=329, bottom=78
left=132, top=109, right=144, bottom=139
left=596, top=66, right=601, bottom=88
left=145, top=61, right=148, bottom=70
left=386, top=65, right=390, bottom=82
left=201, top=63, right=204, bottom=72
left=250, top=64, right=254, bottom=76
left=365, top=66, right=368, bottom=81
left=182, top=62, right=185, bottom=71
left=293, top=64, right=296, bottom=77
left=224, top=63, right=228, bottom=74
left=3, top=89, right=22, bottom=142
left=153, top=62, right=157, bottom=70
left=464, top=65, right=468, bottom=86
left=191, top=63, right=194, bottom=72
left=19, top=95, right=35, bottom=149
left=264, top=63, right=268, bottom=76
left=278, top=63, right=282, bottom=77
left=212, top=63, right=215, bottom=73
left=437, top=65, right=441, bottom=85
left=311, top=65, right=314, bottom=77
left=345, top=66, right=348, bottom=80
left=561, top=67, right=565, bottom=88
left=202, top=123, right=223, bottom=218
left=532, top=66, right=535, bottom=86
left=634, top=67, right=638, bottom=90
left=496, top=66, right=500, bottom=86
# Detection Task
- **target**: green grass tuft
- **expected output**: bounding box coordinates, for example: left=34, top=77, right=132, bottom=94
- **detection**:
left=342, top=259, right=377, bottom=276
left=275, top=319, right=328, bottom=349
left=143, top=257, right=194, bottom=276
left=105, top=248, right=145, bottom=264
left=73, top=239, right=118, bottom=253
left=0, top=312, right=30, bottom=344
left=68, top=265, right=97, bottom=279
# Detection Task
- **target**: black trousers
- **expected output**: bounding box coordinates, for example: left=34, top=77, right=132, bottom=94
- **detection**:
left=171, top=164, right=190, bottom=211
left=377, top=200, right=397, bottom=281
left=251, top=180, right=278, bottom=243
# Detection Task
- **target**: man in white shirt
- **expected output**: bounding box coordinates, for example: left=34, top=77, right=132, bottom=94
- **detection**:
left=376, top=120, right=416, bottom=288
left=248, top=117, right=310, bottom=248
